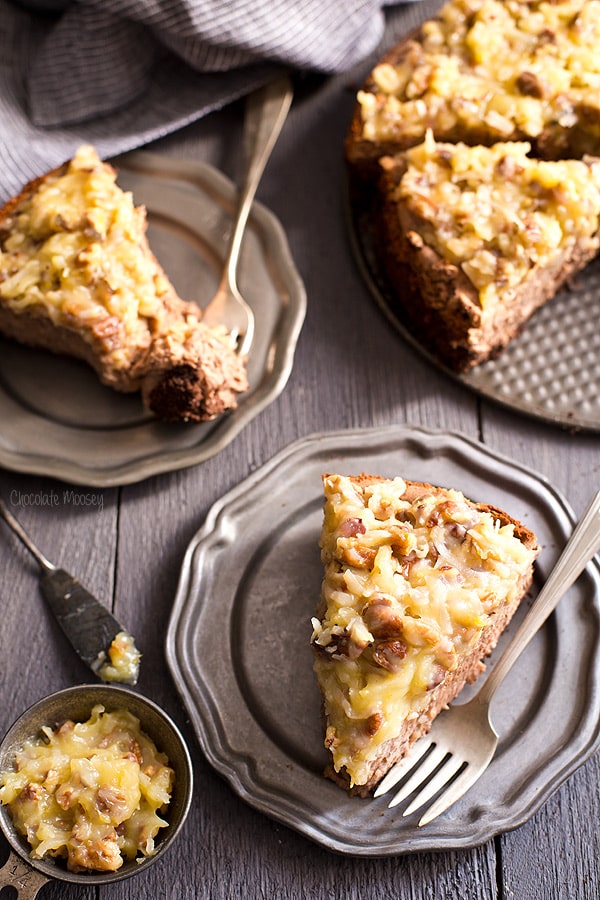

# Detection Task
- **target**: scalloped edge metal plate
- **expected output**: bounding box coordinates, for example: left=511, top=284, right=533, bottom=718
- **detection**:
left=347, top=185, right=600, bottom=434
left=0, top=151, right=306, bottom=486
left=166, top=425, right=600, bottom=856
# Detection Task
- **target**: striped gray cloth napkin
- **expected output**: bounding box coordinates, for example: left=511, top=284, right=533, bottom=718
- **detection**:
left=0, top=0, right=401, bottom=200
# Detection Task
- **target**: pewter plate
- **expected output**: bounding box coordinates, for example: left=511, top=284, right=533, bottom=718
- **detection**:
left=348, top=196, right=600, bottom=433
left=0, top=152, right=306, bottom=486
left=165, top=425, right=600, bottom=856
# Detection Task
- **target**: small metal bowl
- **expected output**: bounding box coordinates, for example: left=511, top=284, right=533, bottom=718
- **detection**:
left=0, top=684, right=193, bottom=898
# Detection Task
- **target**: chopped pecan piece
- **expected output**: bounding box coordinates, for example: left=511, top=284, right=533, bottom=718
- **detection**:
left=340, top=544, right=377, bottom=568
left=324, top=725, right=339, bottom=751
left=446, top=522, right=467, bottom=540
left=55, top=720, right=75, bottom=735
left=91, top=315, right=121, bottom=342
left=363, top=599, right=404, bottom=639
left=365, top=712, right=383, bottom=737
left=389, top=523, right=415, bottom=557
left=129, top=737, right=143, bottom=765
left=516, top=71, right=544, bottom=98
left=338, top=517, right=366, bottom=537
left=372, top=639, right=408, bottom=672
left=68, top=822, right=122, bottom=872
left=537, top=27, right=555, bottom=46
left=432, top=500, right=477, bottom=528
left=20, top=782, right=44, bottom=803
left=96, top=786, right=130, bottom=821
left=55, top=784, right=75, bottom=809
left=315, top=630, right=367, bottom=661
left=495, top=154, right=524, bottom=180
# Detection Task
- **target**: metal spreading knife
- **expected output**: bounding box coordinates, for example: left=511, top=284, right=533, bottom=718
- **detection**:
left=0, top=497, right=140, bottom=684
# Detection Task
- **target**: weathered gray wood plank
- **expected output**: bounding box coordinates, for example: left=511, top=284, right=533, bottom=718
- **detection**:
left=1, top=0, right=598, bottom=894
left=481, top=405, right=600, bottom=900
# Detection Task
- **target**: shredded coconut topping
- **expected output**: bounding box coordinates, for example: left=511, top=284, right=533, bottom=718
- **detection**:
left=359, top=0, right=600, bottom=156
left=0, top=705, right=173, bottom=872
left=312, top=474, right=537, bottom=787
left=394, top=134, right=600, bottom=309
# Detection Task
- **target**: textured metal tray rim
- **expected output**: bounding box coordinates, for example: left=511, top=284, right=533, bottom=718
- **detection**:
left=166, top=425, right=600, bottom=856
left=0, top=151, right=306, bottom=487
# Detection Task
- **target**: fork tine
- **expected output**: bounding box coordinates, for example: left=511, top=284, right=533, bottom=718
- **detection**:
left=416, top=763, right=486, bottom=827
left=401, top=754, right=465, bottom=817
left=373, top=738, right=432, bottom=797
left=388, top=744, right=448, bottom=808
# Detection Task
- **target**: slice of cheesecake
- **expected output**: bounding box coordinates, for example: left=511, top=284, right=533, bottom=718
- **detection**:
left=0, top=145, right=248, bottom=422
left=311, top=473, right=538, bottom=795
left=376, top=135, right=600, bottom=371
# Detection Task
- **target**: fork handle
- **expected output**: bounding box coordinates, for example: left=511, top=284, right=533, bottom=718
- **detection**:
left=478, top=489, right=600, bottom=705
left=222, top=75, right=293, bottom=294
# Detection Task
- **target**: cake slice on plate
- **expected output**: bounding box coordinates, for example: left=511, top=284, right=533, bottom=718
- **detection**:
left=0, top=145, right=248, bottom=422
left=311, top=473, right=538, bottom=796
left=376, top=135, right=600, bottom=371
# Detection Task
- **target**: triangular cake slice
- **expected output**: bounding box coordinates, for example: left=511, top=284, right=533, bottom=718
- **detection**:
left=311, top=473, right=538, bottom=795
left=0, top=145, right=247, bottom=422
left=376, top=135, right=600, bottom=371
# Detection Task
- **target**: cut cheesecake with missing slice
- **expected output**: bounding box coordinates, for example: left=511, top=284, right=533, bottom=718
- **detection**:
left=377, top=135, right=600, bottom=371
left=311, top=473, right=538, bottom=796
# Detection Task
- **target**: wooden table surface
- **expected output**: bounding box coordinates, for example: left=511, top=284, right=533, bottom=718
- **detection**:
left=1, top=3, right=599, bottom=897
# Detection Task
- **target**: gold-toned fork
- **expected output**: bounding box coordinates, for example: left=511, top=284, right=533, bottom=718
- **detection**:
left=201, top=75, right=293, bottom=357
left=374, top=488, right=600, bottom=826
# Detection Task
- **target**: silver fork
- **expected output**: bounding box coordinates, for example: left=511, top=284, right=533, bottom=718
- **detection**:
left=201, top=75, right=293, bottom=357
left=374, top=488, right=600, bottom=826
